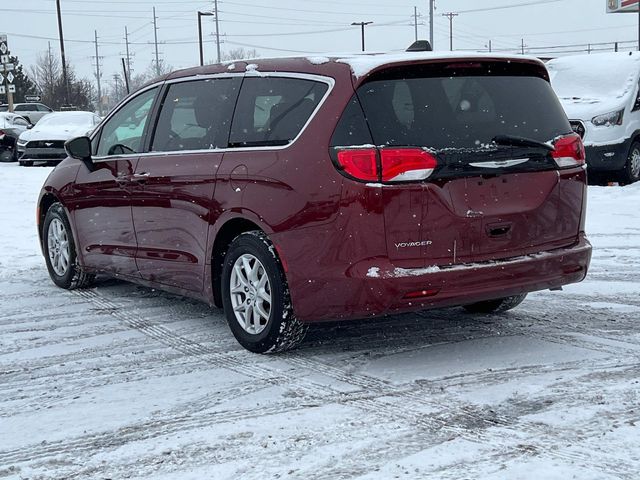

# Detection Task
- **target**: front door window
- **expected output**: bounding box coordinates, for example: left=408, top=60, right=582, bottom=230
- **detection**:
left=95, top=87, right=158, bottom=157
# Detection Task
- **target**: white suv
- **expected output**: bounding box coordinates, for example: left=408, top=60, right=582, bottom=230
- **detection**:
left=12, top=103, right=54, bottom=125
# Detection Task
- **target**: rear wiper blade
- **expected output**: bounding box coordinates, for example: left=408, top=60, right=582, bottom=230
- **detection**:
left=492, top=135, right=554, bottom=152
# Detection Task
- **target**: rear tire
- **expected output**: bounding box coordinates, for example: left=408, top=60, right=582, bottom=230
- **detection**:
left=463, top=294, right=527, bottom=314
left=221, top=231, right=307, bottom=353
left=620, top=141, right=640, bottom=185
left=0, top=149, right=13, bottom=162
left=43, top=203, right=95, bottom=290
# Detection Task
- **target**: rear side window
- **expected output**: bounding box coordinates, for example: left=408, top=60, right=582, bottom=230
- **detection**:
left=229, top=77, right=328, bottom=147
left=356, top=67, right=571, bottom=150
left=151, top=78, right=240, bottom=152
left=14, top=105, right=30, bottom=112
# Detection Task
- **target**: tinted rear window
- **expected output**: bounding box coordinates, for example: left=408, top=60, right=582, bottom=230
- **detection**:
left=14, top=105, right=32, bottom=112
left=356, top=67, right=571, bottom=150
left=229, top=77, right=328, bottom=147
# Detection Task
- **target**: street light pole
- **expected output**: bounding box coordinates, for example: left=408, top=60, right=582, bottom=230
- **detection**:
left=198, top=11, right=216, bottom=66
left=351, top=21, right=373, bottom=52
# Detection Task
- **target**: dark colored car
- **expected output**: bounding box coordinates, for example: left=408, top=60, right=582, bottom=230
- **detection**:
left=38, top=53, right=592, bottom=353
left=0, top=112, right=30, bottom=162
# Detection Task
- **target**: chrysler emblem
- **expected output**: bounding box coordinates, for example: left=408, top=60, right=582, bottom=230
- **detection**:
left=45, top=142, right=54, bottom=147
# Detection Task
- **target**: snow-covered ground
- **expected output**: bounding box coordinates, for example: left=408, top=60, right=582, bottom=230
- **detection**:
left=1, top=163, right=639, bottom=479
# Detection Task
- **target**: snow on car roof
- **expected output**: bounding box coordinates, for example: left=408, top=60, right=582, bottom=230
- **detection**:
left=547, top=52, right=640, bottom=101
left=335, top=51, right=545, bottom=78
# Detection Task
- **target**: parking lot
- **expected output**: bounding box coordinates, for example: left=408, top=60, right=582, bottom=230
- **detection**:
left=1, top=163, right=639, bottom=479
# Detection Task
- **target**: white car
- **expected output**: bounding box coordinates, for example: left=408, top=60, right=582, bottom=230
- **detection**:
left=12, top=103, right=54, bottom=125
left=547, top=52, right=640, bottom=184
left=17, top=111, right=102, bottom=166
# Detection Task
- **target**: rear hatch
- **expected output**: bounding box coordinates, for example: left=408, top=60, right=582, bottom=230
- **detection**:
left=330, top=59, right=585, bottom=267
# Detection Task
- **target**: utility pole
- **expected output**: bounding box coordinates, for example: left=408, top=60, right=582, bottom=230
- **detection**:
left=153, top=7, right=160, bottom=77
left=488, top=40, right=492, bottom=53
left=414, top=6, right=419, bottom=43
left=124, top=26, right=133, bottom=81
left=351, top=21, right=373, bottom=52
left=214, top=0, right=221, bottom=63
left=55, top=0, right=69, bottom=105
left=442, top=12, right=458, bottom=51
left=429, top=0, right=435, bottom=50
left=121, top=58, right=130, bottom=95
left=92, top=30, right=102, bottom=116
left=521, top=38, right=526, bottom=55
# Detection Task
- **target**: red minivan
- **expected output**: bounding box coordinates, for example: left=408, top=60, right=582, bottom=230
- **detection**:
left=38, top=53, right=592, bottom=352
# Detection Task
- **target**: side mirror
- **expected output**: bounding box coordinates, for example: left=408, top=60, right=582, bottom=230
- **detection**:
left=27, top=124, right=34, bottom=130
left=65, top=136, right=92, bottom=161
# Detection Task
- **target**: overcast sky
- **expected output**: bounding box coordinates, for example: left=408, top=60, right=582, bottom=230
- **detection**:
left=2, top=0, right=640, bottom=84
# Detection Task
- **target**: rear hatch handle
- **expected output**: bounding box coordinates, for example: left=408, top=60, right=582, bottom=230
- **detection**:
left=486, top=222, right=513, bottom=238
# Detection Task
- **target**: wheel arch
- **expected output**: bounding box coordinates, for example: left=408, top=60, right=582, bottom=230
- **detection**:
left=210, top=217, right=266, bottom=308
left=38, top=192, right=61, bottom=244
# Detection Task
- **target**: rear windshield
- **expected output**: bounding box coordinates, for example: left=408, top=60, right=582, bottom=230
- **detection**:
left=354, top=66, right=571, bottom=150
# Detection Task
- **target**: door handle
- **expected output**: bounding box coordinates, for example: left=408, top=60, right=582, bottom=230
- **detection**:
left=130, top=172, right=150, bottom=183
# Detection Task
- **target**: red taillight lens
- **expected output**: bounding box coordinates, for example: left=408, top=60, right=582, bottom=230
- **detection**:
left=552, top=133, right=585, bottom=168
left=380, top=148, right=438, bottom=182
left=336, top=147, right=439, bottom=182
left=336, top=148, right=378, bottom=181
left=0, top=129, right=5, bottom=140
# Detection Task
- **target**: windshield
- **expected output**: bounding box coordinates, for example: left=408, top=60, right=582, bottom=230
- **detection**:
left=548, top=53, right=640, bottom=100
left=37, top=113, right=92, bottom=127
left=356, top=74, right=571, bottom=150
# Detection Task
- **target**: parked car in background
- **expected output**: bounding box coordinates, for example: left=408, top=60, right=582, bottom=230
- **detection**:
left=38, top=53, right=591, bottom=353
left=18, top=111, right=101, bottom=166
left=547, top=52, right=640, bottom=184
left=0, top=112, right=31, bottom=162
left=12, top=103, right=54, bottom=125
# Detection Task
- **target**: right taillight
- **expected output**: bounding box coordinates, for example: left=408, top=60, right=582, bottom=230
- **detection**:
left=336, top=147, right=438, bottom=183
left=552, top=133, right=585, bottom=168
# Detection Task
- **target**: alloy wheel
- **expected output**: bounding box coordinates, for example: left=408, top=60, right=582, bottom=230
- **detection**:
left=47, top=218, right=70, bottom=276
left=229, top=253, right=272, bottom=335
left=631, top=147, right=640, bottom=180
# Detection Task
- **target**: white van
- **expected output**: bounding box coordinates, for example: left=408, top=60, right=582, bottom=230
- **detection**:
left=547, top=52, right=640, bottom=184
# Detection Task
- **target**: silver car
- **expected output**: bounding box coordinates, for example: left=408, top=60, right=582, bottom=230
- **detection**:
left=12, top=103, right=54, bottom=125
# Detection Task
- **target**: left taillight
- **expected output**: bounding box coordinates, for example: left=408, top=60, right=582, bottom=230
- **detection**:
left=552, top=133, right=585, bottom=168
left=335, top=147, right=438, bottom=183
left=0, top=129, right=5, bottom=140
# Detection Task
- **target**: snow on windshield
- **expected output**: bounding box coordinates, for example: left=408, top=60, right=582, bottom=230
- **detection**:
left=39, top=113, right=93, bottom=126
left=547, top=52, right=640, bottom=101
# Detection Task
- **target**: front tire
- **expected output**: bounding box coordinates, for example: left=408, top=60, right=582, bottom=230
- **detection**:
left=621, top=141, right=640, bottom=185
left=463, top=294, right=527, bottom=314
left=43, top=203, right=94, bottom=289
left=221, top=231, right=307, bottom=353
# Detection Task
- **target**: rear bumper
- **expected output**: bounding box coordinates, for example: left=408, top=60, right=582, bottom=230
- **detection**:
left=293, top=235, right=592, bottom=323
left=584, top=139, right=630, bottom=172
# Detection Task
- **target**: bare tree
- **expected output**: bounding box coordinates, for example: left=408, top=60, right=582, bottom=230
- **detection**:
left=220, top=48, right=260, bottom=62
left=29, top=48, right=60, bottom=106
